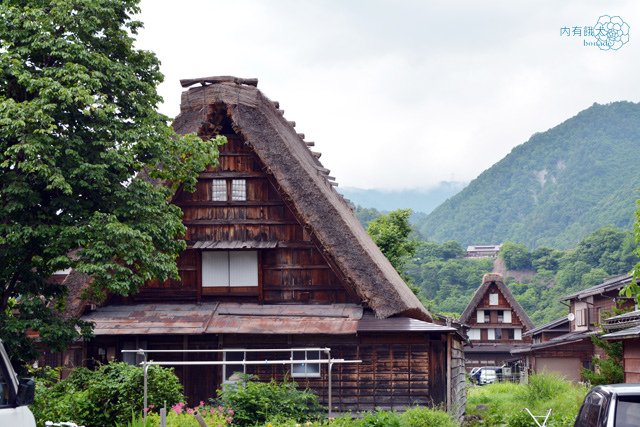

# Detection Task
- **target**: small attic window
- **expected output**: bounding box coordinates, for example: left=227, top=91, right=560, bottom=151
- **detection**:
left=489, top=293, right=499, bottom=305
left=231, top=179, right=246, bottom=201
left=212, top=179, right=227, bottom=201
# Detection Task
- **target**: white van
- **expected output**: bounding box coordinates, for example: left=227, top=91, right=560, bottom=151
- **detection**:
left=0, top=339, right=36, bottom=427
left=478, top=367, right=497, bottom=385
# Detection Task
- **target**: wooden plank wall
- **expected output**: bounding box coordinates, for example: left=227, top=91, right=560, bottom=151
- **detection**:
left=623, top=340, right=640, bottom=383
left=132, top=126, right=357, bottom=305
left=449, top=337, right=467, bottom=421
left=89, top=333, right=444, bottom=411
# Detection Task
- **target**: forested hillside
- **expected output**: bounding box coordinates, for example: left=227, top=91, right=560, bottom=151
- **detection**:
left=416, top=102, right=640, bottom=248
left=403, top=227, right=638, bottom=326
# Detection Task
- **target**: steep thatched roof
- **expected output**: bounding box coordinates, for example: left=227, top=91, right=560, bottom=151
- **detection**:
left=459, top=273, right=533, bottom=330
left=174, top=76, right=432, bottom=322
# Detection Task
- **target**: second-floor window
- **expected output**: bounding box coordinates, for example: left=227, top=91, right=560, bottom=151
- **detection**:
left=211, top=179, right=247, bottom=201
left=576, top=308, right=588, bottom=327
left=202, top=251, right=258, bottom=287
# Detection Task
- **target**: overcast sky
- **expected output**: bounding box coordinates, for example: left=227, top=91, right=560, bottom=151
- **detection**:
left=136, top=0, right=640, bottom=190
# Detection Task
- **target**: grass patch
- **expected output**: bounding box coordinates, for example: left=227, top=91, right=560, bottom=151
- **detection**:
left=465, top=374, right=588, bottom=426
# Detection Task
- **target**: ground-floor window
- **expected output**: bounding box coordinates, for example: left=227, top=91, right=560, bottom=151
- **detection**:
left=291, top=350, right=321, bottom=378
left=223, top=350, right=246, bottom=382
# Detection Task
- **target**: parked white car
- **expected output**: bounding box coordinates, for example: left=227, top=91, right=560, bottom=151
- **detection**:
left=0, top=339, right=36, bottom=427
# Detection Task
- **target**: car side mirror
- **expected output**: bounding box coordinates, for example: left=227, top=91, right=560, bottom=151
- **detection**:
left=15, top=378, right=35, bottom=406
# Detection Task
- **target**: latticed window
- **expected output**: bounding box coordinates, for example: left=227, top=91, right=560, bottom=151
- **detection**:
left=212, top=179, right=227, bottom=201
left=231, top=179, right=246, bottom=201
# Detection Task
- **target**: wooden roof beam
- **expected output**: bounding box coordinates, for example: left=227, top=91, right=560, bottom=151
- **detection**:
left=180, top=76, right=258, bottom=88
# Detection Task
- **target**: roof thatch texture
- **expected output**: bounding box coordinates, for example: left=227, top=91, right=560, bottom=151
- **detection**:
left=459, top=273, right=534, bottom=330
left=173, top=78, right=431, bottom=322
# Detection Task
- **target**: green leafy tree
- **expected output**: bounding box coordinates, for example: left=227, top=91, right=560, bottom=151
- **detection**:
left=500, top=241, right=532, bottom=270
left=367, top=208, right=417, bottom=281
left=581, top=336, right=624, bottom=386
left=0, top=0, right=224, bottom=365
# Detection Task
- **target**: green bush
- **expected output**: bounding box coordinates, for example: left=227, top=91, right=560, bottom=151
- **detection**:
left=217, top=375, right=323, bottom=426
left=399, top=406, right=458, bottom=427
left=31, top=362, right=184, bottom=427
left=466, top=374, right=588, bottom=427
left=360, top=410, right=400, bottom=427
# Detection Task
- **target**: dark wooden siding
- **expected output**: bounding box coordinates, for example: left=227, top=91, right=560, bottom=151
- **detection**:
left=89, top=333, right=444, bottom=411
left=449, top=336, right=466, bottom=421
left=623, top=340, right=640, bottom=383
left=132, top=131, right=357, bottom=305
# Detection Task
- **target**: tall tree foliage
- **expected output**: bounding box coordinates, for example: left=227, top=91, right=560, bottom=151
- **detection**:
left=0, top=0, right=224, bottom=364
left=366, top=209, right=417, bottom=282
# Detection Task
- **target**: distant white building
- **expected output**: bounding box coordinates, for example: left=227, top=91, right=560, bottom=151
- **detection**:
left=466, top=244, right=502, bottom=258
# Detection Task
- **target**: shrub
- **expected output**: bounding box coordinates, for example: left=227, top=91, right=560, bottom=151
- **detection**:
left=145, top=401, right=234, bottom=427
left=399, top=406, right=458, bottom=427
left=216, top=375, right=323, bottom=426
left=360, top=410, right=400, bottom=427
left=31, top=362, right=184, bottom=427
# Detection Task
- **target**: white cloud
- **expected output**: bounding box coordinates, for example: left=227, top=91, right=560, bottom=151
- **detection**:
left=136, top=0, right=640, bottom=190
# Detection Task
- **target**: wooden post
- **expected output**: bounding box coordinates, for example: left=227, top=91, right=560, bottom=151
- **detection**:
left=194, top=411, right=209, bottom=427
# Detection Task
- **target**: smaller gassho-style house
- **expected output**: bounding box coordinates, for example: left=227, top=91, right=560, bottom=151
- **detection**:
left=52, top=76, right=466, bottom=415
left=512, top=274, right=635, bottom=381
left=460, top=273, right=533, bottom=370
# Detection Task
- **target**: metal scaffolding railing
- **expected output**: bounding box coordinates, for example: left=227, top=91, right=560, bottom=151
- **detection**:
left=122, top=347, right=362, bottom=420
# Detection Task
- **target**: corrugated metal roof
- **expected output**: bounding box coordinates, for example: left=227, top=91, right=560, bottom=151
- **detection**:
left=510, top=330, right=595, bottom=354
left=191, top=240, right=278, bottom=249
left=356, top=313, right=456, bottom=332
left=561, top=274, right=632, bottom=301
left=83, top=303, right=219, bottom=335
left=82, top=303, right=363, bottom=336
left=206, top=316, right=358, bottom=334
left=602, top=324, right=640, bottom=341
left=523, top=317, right=570, bottom=337
left=81, top=304, right=458, bottom=336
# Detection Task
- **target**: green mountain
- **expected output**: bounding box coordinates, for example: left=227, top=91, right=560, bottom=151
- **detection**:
left=416, top=102, right=640, bottom=248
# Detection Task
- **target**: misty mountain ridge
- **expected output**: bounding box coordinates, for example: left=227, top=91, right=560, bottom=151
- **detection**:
left=339, top=182, right=466, bottom=215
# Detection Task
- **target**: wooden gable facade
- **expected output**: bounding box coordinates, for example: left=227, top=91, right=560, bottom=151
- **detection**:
left=460, top=273, right=533, bottom=369
left=57, top=77, right=466, bottom=416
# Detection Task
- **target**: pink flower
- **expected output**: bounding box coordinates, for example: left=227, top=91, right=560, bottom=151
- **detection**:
left=210, top=408, right=216, bottom=414
left=186, top=408, right=195, bottom=414
left=149, top=404, right=155, bottom=409
left=225, top=416, right=233, bottom=423
left=228, top=409, right=234, bottom=415
left=199, top=400, right=205, bottom=407
left=171, top=403, right=184, bottom=414
left=143, top=407, right=149, bottom=414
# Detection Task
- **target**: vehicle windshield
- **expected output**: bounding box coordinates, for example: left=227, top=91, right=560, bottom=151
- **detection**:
left=615, top=396, right=640, bottom=426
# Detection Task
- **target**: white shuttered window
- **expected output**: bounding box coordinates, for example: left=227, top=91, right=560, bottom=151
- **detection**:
left=514, top=328, right=522, bottom=340
left=202, top=251, right=258, bottom=287
left=468, top=328, right=481, bottom=340
left=477, top=310, right=485, bottom=323
left=488, top=328, right=496, bottom=340
left=489, top=293, right=499, bottom=305
left=504, top=310, right=512, bottom=323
